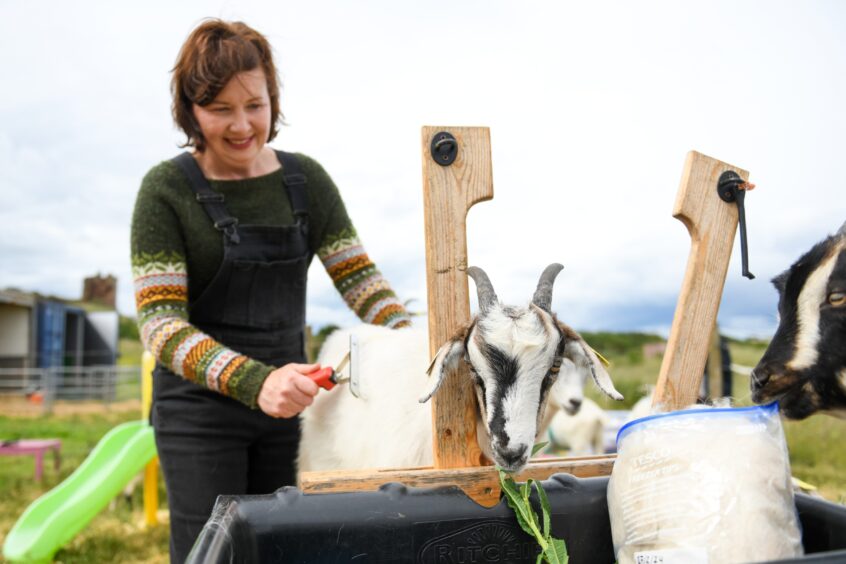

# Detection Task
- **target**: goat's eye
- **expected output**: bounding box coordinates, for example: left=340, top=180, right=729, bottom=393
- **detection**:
left=549, top=358, right=562, bottom=376
left=829, top=292, right=846, bottom=306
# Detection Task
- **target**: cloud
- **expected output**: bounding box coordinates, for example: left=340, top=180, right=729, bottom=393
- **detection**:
left=1, top=1, right=845, bottom=342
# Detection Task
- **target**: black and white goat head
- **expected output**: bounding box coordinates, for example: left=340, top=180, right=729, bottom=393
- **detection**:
left=751, top=222, right=846, bottom=419
left=419, top=263, right=623, bottom=473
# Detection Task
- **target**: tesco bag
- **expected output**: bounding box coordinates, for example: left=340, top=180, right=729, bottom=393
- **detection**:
left=607, top=402, right=803, bottom=563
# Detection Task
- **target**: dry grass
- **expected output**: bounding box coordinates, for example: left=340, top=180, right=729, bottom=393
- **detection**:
left=0, top=397, right=142, bottom=419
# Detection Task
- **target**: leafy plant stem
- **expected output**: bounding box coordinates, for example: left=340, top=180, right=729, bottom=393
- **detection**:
left=497, top=461, right=568, bottom=564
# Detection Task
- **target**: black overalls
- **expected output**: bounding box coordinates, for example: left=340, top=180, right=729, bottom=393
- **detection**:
left=152, top=151, right=312, bottom=563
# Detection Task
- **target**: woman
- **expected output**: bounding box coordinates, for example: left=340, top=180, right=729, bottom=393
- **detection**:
left=130, top=19, right=410, bottom=562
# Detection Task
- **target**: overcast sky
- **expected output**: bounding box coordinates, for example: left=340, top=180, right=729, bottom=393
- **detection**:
left=1, top=0, right=844, bottom=338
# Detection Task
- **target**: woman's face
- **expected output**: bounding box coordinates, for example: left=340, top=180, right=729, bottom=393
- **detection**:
left=192, top=68, right=271, bottom=176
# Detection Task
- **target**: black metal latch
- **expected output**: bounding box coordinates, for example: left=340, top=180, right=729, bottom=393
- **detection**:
left=430, top=132, right=457, bottom=166
left=717, top=171, right=755, bottom=279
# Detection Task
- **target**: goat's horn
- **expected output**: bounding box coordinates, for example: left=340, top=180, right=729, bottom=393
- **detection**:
left=531, top=263, right=564, bottom=312
left=467, top=266, right=498, bottom=314
left=837, top=221, right=846, bottom=237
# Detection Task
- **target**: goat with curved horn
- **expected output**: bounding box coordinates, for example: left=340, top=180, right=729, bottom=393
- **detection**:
left=532, top=263, right=564, bottom=312
left=301, top=263, right=625, bottom=476
left=467, top=266, right=498, bottom=314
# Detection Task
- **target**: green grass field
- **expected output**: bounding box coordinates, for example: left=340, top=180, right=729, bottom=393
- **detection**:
left=0, top=337, right=843, bottom=562
left=117, top=339, right=144, bottom=367
left=587, top=339, right=846, bottom=503
left=0, top=410, right=169, bottom=563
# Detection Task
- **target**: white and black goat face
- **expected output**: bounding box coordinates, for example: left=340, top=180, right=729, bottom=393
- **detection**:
left=420, top=264, right=623, bottom=473
left=548, top=356, right=590, bottom=416
left=751, top=223, right=846, bottom=419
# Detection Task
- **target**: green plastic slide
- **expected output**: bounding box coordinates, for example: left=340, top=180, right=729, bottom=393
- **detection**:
left=3, top=420, right=157, bottom=563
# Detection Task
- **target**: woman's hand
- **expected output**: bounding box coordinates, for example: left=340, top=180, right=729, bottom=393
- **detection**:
left=257, top=363, right=321, bottom=418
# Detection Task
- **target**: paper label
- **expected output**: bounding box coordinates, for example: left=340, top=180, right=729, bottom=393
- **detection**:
left=633, top=547, right=708, bottom=564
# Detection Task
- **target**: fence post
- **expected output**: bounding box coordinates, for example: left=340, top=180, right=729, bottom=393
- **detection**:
left=42, top=367, right=56, bottom=415
left=653, top=151, right=749, bottom=410
left=142, top=351, right=159, bottom=527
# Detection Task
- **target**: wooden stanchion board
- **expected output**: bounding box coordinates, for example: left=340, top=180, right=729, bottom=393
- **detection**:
left=654, top=151, right=749, bottom=411
left=300, top=454, right=616, bottom=504
left=299, top=126, right=618, bottom=507
left=300, top=141, right=747, bottom=506
left=421, top=126, right=493, bottom=470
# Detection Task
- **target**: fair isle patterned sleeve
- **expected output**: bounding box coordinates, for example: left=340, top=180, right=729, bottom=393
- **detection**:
left=132, top=250, right=272, bottom=407
left=318, top=228, right=411, bottom=328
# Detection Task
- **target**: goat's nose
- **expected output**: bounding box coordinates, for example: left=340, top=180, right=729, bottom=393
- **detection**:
left=750, top=365, right=772, bottom=391
left=569, top=398, right=582, bottom=411
left=498, top=445, right=528, bottom=469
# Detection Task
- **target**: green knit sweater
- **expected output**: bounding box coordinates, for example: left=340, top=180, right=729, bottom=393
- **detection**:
left=131, top=152, right=410, bottom=407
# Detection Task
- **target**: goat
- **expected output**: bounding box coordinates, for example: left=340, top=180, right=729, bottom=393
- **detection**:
left=543, top=397, right=609, bottom=455
left=627, top=386, right=656, bottom=422
left=298, top=264, right=623, bottom=474
left=751, top=222, right=846, bottom=419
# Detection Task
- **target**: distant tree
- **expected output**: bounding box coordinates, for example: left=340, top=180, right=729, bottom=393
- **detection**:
left=307, top=324, right=340, bottom=362
left=579, top=331, right=665, bottom=363
left=119, top=315, right=140, bottom=341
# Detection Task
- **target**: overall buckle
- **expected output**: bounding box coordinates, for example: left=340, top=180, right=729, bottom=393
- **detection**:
left=284, top=173, right=307, bottom=186
left=196, top=192, right=225, bottom=203
left=214, top=217, right=240, bottom=244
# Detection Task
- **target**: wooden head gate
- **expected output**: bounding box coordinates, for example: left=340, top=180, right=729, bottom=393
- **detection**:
left=299, top=126, right=750, bottom=506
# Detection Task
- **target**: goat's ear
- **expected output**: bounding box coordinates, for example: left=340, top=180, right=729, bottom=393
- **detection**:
left=419, top=338, right=465, bottom=403
left=562, top=334, right=624, bottom=401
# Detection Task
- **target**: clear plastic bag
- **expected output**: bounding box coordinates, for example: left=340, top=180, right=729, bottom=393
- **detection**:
left=607, top=402, right=803, bottom=563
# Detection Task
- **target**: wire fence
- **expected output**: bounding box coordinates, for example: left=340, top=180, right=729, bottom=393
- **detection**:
left=0, top=362, right=757, bottom=417
left=0, top=365, right=142, bottom=413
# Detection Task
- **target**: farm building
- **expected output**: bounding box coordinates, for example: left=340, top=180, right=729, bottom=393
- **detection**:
left=0, top=289, right=38, bottom=369
left=0, top=288, right=118, bottom=370
left=0, top=276, right=121, bottom=402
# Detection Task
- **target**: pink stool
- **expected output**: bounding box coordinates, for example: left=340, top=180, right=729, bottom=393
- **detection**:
left=0, top=439, right=62, bottom=481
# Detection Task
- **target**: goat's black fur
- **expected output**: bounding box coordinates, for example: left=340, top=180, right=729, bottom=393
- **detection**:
left=752, top=228, right=846, bottom=419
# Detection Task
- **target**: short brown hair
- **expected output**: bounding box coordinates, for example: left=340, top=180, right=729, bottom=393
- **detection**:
left=171, top=19, right=282, bottom=151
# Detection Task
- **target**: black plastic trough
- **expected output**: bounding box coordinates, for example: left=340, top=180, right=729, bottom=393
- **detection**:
left=186, top=474, right=846, bottom=563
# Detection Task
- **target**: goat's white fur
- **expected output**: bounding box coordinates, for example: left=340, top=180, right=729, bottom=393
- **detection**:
left=299, top=324, right=433, bottom=472
left=789, top=247, right=841, bottom=370
left=298, top=320, right=605, bottom=472
left=543, top=397, right=609, bottom=455
left=627, top=394, right=655, bottom=422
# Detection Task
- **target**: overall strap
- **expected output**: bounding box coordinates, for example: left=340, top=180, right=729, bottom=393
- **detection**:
left=274, top=150, right=309, bottom=222
left=172, top=152, right=241, bottom=244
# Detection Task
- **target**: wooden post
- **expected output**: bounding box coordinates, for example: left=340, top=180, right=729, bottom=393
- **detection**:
left=141, top=351, right=159, bottom=527
left=421, top=126, right=493, bottom=469
left=706, top=324, right=723, bottom=400
left=654, top=151, right=749, bottom=411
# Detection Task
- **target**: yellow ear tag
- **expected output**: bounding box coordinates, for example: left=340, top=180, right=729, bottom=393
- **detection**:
left=791, top=477, right=817, bottom=492
left=588, top=345, right=611, bottom=367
